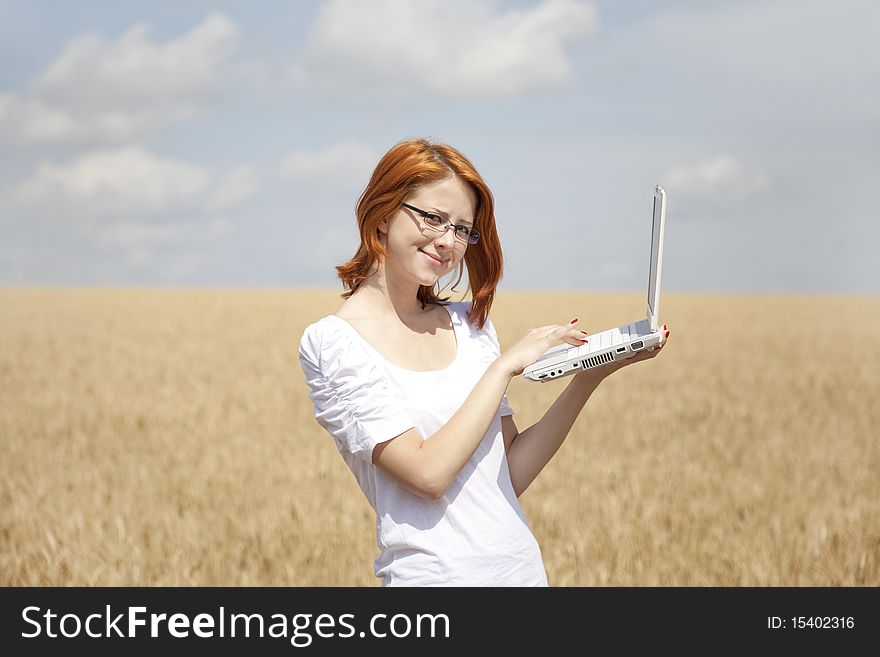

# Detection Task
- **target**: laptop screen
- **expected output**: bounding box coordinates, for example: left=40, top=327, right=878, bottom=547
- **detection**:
left=646, top=188, right=665, bottom=326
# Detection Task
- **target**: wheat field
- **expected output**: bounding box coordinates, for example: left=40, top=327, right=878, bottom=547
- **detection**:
left=1, top=288, right=878, bottom=586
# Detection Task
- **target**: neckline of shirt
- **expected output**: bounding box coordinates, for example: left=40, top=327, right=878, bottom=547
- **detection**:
left=326, top=302, right=463, bottom=375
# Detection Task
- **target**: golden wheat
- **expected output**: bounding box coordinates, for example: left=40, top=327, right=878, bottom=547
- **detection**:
left=1, top=288, right=878, bottom=586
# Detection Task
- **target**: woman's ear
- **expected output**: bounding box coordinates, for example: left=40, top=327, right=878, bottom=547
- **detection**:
left=378, top=217, right=389, bottom=236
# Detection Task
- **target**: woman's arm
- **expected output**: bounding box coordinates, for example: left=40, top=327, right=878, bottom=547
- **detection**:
left=503, top=327, right=670, bottom=497
left=373, top=321, right=588, bottom=500
left=503, top=371, right=604, bottom=497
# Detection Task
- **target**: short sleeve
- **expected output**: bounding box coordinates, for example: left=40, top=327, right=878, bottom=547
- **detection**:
left=482, top=315, right=515, bottom=418
left=299, top=319, right=416, bottom=463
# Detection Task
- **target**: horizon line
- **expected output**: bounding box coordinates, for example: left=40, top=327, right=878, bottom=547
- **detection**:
left=0, top=284, right=876, bottom=299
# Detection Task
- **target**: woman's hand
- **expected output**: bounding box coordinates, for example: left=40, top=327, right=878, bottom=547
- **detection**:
left=494, top=318, right=590, bottom=377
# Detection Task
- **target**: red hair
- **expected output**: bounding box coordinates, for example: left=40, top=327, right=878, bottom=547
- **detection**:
left=336, top=138, right=503, bottom=330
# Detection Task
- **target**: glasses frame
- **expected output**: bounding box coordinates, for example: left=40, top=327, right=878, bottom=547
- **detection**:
left=401, top=203, right=480, bottom=245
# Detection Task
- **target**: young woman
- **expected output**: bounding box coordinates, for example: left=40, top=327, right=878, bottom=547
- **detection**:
left=299, top=138, right=669, bottom=586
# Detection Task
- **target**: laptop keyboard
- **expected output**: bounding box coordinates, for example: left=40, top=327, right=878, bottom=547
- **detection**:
left=590, top=321, right=649, bottom=351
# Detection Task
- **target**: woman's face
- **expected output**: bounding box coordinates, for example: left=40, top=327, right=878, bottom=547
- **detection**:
left=379, top=175, right=477, bottom=289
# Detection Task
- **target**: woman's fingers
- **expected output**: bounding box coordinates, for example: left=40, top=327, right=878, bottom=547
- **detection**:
left=531, top=324, right=569, bottom=341
left=525, top=319, right=590, bottom=351
left=550, top=325, right=590, bottom=347
left=549, top=324, right=585, bottom=339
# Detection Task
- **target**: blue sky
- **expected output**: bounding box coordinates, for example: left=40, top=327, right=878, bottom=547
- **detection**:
left=1, top=0, right=877, bottom=293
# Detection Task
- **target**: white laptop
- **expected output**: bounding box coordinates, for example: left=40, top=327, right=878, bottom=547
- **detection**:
left=522, top=185, right=668, bottom=382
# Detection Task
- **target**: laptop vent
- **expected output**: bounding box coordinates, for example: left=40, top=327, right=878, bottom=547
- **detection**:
left=581, top=352, right=614, bottom=369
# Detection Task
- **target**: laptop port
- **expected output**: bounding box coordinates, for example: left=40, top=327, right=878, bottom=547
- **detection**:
left=538, top=373, right=548, bottom=379
left=631, top=340, right=644, bottom=350
left=616, top=347, right=626, bottom=353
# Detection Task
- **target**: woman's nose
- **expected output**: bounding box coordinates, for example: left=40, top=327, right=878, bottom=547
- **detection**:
left=434, top=226, right=456, bottom=248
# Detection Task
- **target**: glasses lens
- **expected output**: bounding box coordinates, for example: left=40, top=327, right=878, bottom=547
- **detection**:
left=423, top=214, right=445, bottom=229
left=467, top=229, right=480, bottom=245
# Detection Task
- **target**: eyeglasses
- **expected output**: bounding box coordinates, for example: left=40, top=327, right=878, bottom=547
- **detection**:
left=402, top=203, right=481, bottom=245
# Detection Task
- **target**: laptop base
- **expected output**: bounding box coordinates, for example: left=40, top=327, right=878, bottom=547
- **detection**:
left=522, top=320, right=665, bottom=382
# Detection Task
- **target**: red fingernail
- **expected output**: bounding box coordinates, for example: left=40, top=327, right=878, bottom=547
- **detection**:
left=581, top=330, right=589, bottom=335
left=663, top=324, right=667, bottom=330
left=570, top=318, right=578, bottom=324
left=580, top=339, right=589, bottom=343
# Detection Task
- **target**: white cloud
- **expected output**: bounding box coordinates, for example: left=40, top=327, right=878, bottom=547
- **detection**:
left=666, top=155, right=770, bottom=200
left=279, top=142, right=378, bottom=190
left=16, top=146, right=211, bottom=216
left=0, top=94, right=79, bottom=146
left=3, top=144, right=252, bottom=271
left=0, top=13, right=238, bottom=149
left=294, top=0, right=598, bottom=100
left=12, top=145, right=259, bottom=217
left=33, top=14, right=238, bottom=104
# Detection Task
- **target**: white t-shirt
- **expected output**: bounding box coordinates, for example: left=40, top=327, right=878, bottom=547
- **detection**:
left=298, top=301, right=548, bottom=586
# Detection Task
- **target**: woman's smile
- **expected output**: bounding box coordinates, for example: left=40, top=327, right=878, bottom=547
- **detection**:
left=418, top=248, right=446, bottom=266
